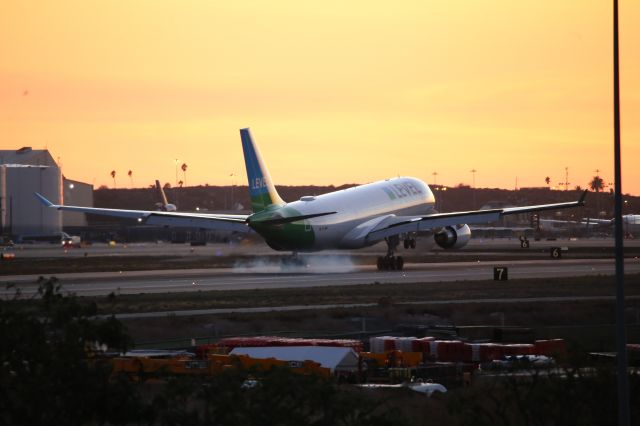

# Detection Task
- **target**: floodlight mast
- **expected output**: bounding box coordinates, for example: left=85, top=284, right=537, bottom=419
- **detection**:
left=612, top=1, right=629, bottom=425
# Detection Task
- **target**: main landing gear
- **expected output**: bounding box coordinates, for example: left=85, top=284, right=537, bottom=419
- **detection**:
left=377, top=255, right=404, bottom=271
left=403, top=238, right=416, bottom=249
left=377, top=235, right=405, bottom=271
left=376, top=235, right=417, bottom=271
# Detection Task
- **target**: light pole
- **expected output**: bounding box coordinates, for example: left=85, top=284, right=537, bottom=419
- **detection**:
left=0, top=195, right=4, bottom=235
left=432, top=172, right=438, bottom=187
left=229, top=172, right=235, bottom=210
left=613, top=1, right=629, bottom=424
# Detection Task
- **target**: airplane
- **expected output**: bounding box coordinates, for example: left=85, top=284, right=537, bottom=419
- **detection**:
left=530, top=214, right=639, bottom=238
left=580, top=214, right=639, bottom=237
left=154, top=179, right=177, bottom=212
left=34, top=128, right=587, bottom=271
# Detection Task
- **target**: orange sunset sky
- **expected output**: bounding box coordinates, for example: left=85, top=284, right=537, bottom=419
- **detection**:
left=1, top=1, right=639, bottom=195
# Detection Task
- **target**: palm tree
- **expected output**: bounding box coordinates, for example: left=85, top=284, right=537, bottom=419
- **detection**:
left=589, top=175, right=604, bottom=192
left=110, top=170, right=116, bottom=188
left=127, top=170, right=133, bottom=187
left=178, top=180, right=184, bottom=188
left=589, top=176, right=605, bottom=215
left=181, top=163, right=188, bottom=187
left=545, top=176, right=551, bottom=186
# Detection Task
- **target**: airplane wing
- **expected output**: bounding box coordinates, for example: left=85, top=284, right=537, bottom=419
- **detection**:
left=34, top=193, right=250, bottom=233
left=580, top=217, right=613, bottom=225
left=366, top=190, right=587, bottom=242
left=470, top=226, right=533, bottom=232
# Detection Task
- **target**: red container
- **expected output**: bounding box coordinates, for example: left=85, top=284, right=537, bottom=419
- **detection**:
left=479, top=343, right=504, bottom=361
left=369, top=337, right=397, bottom=353
left=383, top=338, right=397, bottom=352
left=435, top=340, right=465, bottom=362
left=534, top=339, right=567, bottom=356
left=412, top=337, right=435, bottom=353
left=502, top=344, right=535, bottom=356
left=462, top=344, right=474, bottom=362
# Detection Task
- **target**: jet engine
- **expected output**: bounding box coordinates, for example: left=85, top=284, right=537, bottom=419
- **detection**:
left=434, top=224, right=471, bottom=249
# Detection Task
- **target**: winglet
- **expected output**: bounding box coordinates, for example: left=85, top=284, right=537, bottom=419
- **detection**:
left=579, top=190, right=588, bottom=205
left=34, top=192, right=54, bottom=207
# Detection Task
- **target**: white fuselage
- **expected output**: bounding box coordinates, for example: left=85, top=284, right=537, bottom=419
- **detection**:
left=252, top=177, right=435, bottom=251
left=623, top=215, right=640, bottom=234
left=582, top=214, right=640, bottom=234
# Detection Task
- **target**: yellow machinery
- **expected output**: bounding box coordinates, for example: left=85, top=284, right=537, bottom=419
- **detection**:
left=360, top=350, right=423, bottom=368
left=109, top=353, right=330, bottom=381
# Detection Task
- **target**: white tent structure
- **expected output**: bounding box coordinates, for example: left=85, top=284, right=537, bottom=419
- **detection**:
left=230, top=346, right=359, bottom=373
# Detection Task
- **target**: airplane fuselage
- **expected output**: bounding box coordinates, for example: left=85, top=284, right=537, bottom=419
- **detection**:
left=623, top=215, right=640, bottom=235
left=247, top=177, right=435, bottom=251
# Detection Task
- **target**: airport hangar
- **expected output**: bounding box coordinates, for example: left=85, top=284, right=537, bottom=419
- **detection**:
left=0, top=147, right=92, bottom=241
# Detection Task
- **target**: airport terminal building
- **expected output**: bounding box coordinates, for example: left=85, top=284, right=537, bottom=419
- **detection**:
left=0, top=147, right=92, bottom=240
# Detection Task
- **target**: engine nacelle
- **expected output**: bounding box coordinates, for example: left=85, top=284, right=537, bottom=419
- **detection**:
left=155, top=203, right=177, bottom=212
left=434, top=224, right=471, bottom=249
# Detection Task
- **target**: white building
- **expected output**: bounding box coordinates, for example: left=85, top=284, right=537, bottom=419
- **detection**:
left=0, top=147, right=57, bottom=168
left=0, top=147, right=92, bottom=238
left=230, top=346, right=360, bottom=373
left=0, top=164, right=62, bottom=237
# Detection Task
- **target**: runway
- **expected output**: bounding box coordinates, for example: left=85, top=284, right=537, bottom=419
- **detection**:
left=9, top=237, right=640, bottom=258
left=2, top=258, right=639, bottom=297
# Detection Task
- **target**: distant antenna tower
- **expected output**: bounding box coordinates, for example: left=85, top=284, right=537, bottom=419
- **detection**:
left=564, top=167, right=570, bottom=191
